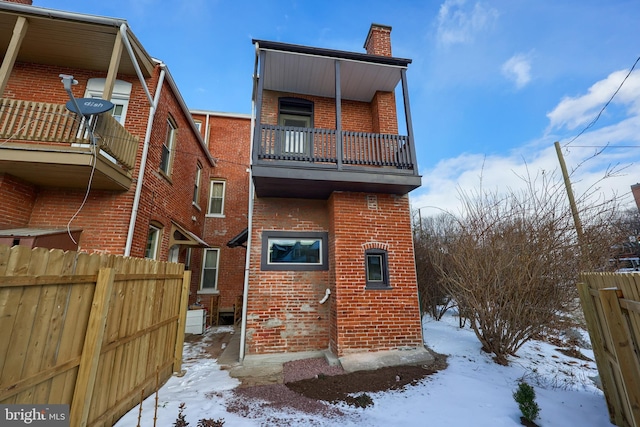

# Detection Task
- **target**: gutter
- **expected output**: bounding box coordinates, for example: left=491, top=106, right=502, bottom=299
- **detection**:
left=124, top=62, right=165, bottom=256
left=0, top=2, right=129, bottom=27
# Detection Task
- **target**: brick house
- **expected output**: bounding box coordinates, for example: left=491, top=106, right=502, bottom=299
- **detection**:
left=242, top=24, right=428, bottom=365
left=189, top=110, right=251, bottom=324
left=0, top=1, right=213, bottom=292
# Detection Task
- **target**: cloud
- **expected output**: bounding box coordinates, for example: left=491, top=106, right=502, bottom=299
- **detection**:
left=411, top=68, right=640, bottom=215
left=547, top=69, right=640, bottom=131
left=436, top=0, right=499, bottom=47
left=501, top=53, right=532, bottom=89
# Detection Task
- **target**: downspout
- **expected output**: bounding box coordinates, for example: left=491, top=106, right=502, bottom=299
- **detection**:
left=124, top=62, right=166, bottom=256
left=239, top=41, right=260, bottom=361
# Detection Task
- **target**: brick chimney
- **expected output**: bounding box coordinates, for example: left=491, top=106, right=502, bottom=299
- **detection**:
left=2, top=0, right=33, bottom=4
left=364, top=23, right=392, bottom=57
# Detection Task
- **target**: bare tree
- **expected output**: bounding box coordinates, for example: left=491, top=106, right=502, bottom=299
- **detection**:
left=416, top=171, right=625, bottom=365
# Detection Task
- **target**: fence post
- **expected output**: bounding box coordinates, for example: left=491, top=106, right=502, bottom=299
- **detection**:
left=600, top=288, right=640, bottom=427
left=173, top=270, right=191, bottom=374
left=577, top=281, right=619, bottom=425
left=70, top=267, right=115, bottom=427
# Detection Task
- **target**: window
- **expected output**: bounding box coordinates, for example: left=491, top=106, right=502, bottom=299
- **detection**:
left=84, top=78, right=132, bottom=124
left=201, top=248, right=220, bottom=291
left=185, top=247, right=192, bottom=270
left=365, top=249, right=390, bottom=289
left=261, top=231, right=328, bottom=271
left=278, top=98, right=313, bottom=155
left=145, top=225, right=161, bottom=259
left=160, top=117, right=177, bottom=175
left=193, top=163, right=202, bottom=206
left=194, top=120, right=202, bottom=133
left=207, top=180, right=225, bottom=216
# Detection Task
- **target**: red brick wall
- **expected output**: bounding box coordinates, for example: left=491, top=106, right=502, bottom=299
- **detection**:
left=328, top=192, right=423, bottom=356
left=261, top=91, right=376, bottom=133
left=0, top=174, right=36, bottom=228
left=246, top=198, right=331, bottom=354
left=371, top=91, right=398, bottom=134
left=191, top=112, right=251, bottom=312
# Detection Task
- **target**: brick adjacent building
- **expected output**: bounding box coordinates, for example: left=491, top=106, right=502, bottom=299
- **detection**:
left=0, top=1, right=213, bottom=295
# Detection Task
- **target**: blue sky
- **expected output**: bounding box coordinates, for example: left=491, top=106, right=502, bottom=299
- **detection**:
left=37, top=0, right=640, bottom=213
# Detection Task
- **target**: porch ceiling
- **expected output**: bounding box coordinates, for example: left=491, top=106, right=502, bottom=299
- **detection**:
left=0, top=5, right=154, bottom=77
left=260, top=48, right=406, bottom=102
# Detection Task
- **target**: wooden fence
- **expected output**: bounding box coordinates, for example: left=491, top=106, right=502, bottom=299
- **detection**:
left=578, top=273, right=640, bottom=427
left=0, top=245, right=191, bottom=427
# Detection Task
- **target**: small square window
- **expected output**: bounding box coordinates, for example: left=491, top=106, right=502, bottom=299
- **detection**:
left=365, top=249, right=390, bottom=289
left=261, top=231, right=328, bottom=271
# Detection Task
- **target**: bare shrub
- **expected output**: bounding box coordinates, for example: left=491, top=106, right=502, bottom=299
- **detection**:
left=414, top=213, right=458, bottom=320
left=416, top=171, right=624, bottom=365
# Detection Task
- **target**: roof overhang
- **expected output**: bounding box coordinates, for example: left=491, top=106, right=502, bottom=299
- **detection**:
left=226, top=228, right=248, bottom=248
left=169, top=222, right=210, bottom=248
left=0, top=2, right=155, bottom=77
left=253, top=39, right=411, bottom=102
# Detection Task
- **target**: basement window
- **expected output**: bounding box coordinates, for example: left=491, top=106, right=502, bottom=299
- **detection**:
left=261, top=231, right=328, bottom=271
left=365, top=248, right=390, bottom=289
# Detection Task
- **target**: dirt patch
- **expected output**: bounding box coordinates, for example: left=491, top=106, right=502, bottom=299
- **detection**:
left=226, top=352, right=448, bottom=420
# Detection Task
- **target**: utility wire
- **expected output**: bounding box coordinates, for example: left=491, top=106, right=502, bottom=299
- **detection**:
left=564, top=55, right=640, bottom=147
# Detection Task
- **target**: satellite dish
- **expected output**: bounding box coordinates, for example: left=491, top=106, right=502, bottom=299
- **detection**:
left=65, top=98, right=114, bottom=115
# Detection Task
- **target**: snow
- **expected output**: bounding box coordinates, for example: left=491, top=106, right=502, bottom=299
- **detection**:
left=115, top=315, right=614, bottom=426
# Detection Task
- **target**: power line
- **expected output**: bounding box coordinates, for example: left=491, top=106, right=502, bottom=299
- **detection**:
left=564, top=55, right=640, bottom=147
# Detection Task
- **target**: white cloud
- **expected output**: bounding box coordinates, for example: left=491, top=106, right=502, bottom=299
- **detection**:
left=547, top=69, right=640, bottom=131
left=412, top=68, right=640, bottom=215
left=501, top=53, right=532, bottom=89
left=436, top=0, right=499, bottom=47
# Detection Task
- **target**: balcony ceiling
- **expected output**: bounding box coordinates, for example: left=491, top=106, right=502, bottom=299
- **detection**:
left=258, top=42, right=410, bottom=102
left=0, top=4, right=155, bottom=77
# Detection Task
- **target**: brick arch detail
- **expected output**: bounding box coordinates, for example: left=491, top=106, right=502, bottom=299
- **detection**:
left=361, top=241, right=389, bottom=252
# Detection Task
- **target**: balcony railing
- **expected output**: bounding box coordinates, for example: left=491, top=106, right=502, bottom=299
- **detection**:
left=256, top=124, right=415, bottom=171
left=0, top=98, right=139, bottom=171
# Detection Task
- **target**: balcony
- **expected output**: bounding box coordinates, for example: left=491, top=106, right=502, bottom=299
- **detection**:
left=0, top=98, right=139, bottom=190
left=252, top=124, right=421, bottom=199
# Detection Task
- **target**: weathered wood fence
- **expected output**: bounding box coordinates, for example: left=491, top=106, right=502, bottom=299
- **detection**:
left=0, top=245, right=191, bottom=427
left=578, top=273, right=640, bottom=427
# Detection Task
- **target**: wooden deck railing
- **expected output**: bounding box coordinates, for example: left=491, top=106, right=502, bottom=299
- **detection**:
left=256, top=124, right=415, bottom=171
left=0, top=98, right=139, bottom=171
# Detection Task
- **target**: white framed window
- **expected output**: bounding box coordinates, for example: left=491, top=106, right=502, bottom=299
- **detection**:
left=207, top=180, right=225, bottom=216
left=160, top=117, right=177, bottom=175
left=200, top=248, right=220, bottom=291
left=193, top=163, right=202, bottom=206
left=84, top=78, right=132, bottom=124
left=145, top=224, right=162, bottom=259
left=185, top=247, right=192, bottom=270
left=278, top=98, right=313, bottom=156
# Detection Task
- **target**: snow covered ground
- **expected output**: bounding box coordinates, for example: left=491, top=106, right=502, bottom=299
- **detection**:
left=115, top=313, right=614, bottom=426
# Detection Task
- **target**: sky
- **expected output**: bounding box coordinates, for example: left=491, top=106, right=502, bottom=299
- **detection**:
left=113, top=313, right=613, bottom=426
left=35, top=0, right=640, bottom=215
